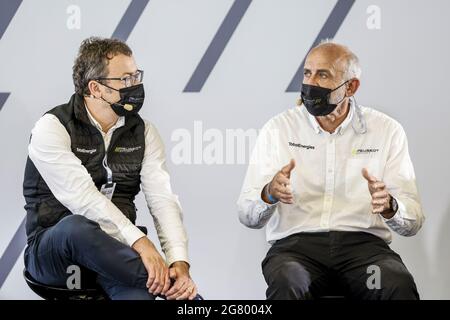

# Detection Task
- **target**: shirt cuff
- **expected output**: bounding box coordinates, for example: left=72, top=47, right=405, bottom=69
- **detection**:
left=121, top=224, right=146, bottom=247
left=256, top=197, right=279, bottom=223
left=258, top=197, right=279, bottom=209
left=165, top=246, right=189, bottom=267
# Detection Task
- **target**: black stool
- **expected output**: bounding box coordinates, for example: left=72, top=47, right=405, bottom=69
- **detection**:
left=23, top=269, right=107, bottom=300
left=318, top=278, right=346, bottom=300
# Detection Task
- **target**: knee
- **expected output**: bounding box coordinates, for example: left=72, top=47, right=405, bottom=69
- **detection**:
left=266, top=261, right=312, bottom=299
left=381, top=263, right=419, bottom=299
left=272, top=261, right=310, bottom=286
left=56, top=215, right=99, bottom=242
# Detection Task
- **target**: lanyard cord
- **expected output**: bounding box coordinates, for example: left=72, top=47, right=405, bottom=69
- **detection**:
left=102, top=155, right=113, bottom=184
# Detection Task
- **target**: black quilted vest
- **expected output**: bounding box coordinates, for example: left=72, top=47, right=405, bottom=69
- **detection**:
left=23, top=93, right=145, bottom=242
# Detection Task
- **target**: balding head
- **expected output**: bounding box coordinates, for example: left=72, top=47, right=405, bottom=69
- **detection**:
left=304, top=40, right=361, bottom=88
left=301, top=40, right=361, bottom=125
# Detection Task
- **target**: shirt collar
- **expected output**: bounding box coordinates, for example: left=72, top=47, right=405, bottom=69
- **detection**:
left=306, top=99, right=355, bottom=136
left=84, top=103, right=125, bottom=133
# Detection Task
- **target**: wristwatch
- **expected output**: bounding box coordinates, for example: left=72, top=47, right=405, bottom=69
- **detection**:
left=265, top=182, right=278, bottom=204
left=389, top=196, right=398, bottom=213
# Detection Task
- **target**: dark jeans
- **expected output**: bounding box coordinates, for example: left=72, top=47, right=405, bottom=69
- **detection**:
left=25, top=215, right=191, bottom=300
left=261, top=231, right=419, bottom=300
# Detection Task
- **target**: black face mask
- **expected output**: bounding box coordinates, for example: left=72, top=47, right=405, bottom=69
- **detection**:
left=300, top=81, right=348, bottom=116
left=100, top=83, right=145, bottom=117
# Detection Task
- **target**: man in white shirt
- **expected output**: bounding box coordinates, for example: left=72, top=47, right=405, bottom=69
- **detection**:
left=238, top=40, right=424, bottom=300
left=23, top=37, right=198, bottom=300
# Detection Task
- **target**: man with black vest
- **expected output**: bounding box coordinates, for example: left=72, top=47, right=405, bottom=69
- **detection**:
left=23, top=37, right=197, bottom=300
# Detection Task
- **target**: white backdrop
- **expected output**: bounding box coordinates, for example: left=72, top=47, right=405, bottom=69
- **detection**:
left=0, top=0, right=449, bottom=299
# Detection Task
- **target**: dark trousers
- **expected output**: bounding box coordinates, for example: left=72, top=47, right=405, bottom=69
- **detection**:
left=25, top=215, right=155, bottom=300
left=261, top=231, right=419, bottom=300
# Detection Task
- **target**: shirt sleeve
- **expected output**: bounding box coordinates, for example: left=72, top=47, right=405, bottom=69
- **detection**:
left=382, top=123, right=425, bottom=236
left=28, top=114, right=146, bottom=247
left=237, top=120, right=280, bottom=229
left=140, top=120, right=189, bottom=266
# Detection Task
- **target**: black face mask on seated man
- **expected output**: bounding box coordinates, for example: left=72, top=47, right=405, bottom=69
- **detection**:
left=96, top=83, right=145, bottom=117
left=300, top=81, right=349, bottom=117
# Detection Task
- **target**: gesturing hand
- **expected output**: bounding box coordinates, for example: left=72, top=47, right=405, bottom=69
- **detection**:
left=263, top=159, right=296, bottom=204
left=361, top=168, right=396, bottom=219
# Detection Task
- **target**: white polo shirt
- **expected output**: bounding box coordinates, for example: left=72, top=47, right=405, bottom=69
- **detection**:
left=237, top=99, right=425, bottom=244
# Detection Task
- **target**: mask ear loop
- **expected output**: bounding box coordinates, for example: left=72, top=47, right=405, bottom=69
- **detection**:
left=83, top=80, right=116, bottom=100
left=327, top=80, right=351, bottom=106
left=342, top=79, right=367, bottom=134
left=86, top=81, right=123, bottom=107
left=351, top=96, right=367, bottom=134
left=84, top=93, right=116, bottom=107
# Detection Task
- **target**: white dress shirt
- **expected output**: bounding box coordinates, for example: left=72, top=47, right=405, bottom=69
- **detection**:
left=238, top=99, right=425, bottom=244
left=28, top=107, right=188, bottom=266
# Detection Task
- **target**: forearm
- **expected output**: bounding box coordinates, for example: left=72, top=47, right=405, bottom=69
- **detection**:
left=238, top=186, right=278, bottom=229
left=382, top=196, right=424, bottom=236
left=143, top=195, right=189, bottom=265
left=381, top=125, right=425, bottom=237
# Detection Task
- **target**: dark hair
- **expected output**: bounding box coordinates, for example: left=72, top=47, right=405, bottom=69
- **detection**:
left=72, top=37, right=133, bottom=95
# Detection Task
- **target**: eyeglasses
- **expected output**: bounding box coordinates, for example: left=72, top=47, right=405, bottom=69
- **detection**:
left=95, top=69, right=144, bottom=87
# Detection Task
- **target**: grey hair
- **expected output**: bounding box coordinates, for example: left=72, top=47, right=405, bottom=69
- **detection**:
left=315, top=39, right=362, bottom=80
